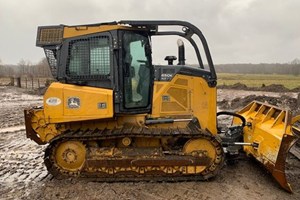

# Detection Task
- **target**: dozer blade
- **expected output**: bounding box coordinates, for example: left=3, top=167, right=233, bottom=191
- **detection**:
left=233, top=101, right=299, bottom=193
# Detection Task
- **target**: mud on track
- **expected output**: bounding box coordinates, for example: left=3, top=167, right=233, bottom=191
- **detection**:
left=0, top=87, right=299, bottom=200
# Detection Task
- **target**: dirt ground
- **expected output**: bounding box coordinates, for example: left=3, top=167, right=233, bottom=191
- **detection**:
left=0, top=86, right=299, bottom=200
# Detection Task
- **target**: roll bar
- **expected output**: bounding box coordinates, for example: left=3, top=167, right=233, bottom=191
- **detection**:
left=118, top=20, right=217, bottom=81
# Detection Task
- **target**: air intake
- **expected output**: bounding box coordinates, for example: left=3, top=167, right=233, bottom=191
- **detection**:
left=36, top=26, right=63, bottom=46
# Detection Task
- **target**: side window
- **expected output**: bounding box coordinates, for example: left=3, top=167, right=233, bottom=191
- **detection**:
left=90, top=39, right=110, bottom=75
left=67, top=36, right=110, bottom=78
left=129, top=41, right=148, bottom=102
left=123, top=32, right=151, bottom=109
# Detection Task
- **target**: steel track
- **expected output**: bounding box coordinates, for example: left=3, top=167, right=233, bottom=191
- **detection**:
left=45, top=123, right=225, bottom=182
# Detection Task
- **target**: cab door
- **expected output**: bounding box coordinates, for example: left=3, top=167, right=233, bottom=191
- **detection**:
left=116, top=31, right=153, bottom=114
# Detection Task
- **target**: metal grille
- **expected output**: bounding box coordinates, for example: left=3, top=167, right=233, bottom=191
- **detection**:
left=168, top=88, right=188, bottom=107
left=44, top=49, right=58, bottom=77
left=37, top=27, right=63, bottom=45
left=162, top=102, right=185, bottom=112
left=67, top=36, right=110, bottom=79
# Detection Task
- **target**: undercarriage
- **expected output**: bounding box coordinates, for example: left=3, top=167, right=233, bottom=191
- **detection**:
left=44, top=122, right=224, bottom=181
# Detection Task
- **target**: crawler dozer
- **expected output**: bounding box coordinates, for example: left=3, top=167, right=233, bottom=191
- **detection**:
left=24, top=20, right=299, bottom=192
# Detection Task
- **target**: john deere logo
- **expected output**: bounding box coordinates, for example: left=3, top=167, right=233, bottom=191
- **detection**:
left=67, top=97, right=80, bottom=109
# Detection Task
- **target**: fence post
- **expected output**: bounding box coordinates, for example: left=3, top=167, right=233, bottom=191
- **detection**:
left=38, top=79, right=40, bottom=88
left=25, top=78, right=27, bottom=89
left=45, top=79, right=51, bottom=87
left=16, top=77, right=21, bottom=88
left=31, top=78, right=34, bottom=89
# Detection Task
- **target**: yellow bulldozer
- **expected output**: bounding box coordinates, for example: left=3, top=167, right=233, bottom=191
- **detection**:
left=24, top=20, right=299, bottom=192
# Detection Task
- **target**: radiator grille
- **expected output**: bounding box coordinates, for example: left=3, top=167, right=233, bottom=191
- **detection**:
left=174, top=78, right=188, bottom=86
left=161, top=102, right=185, bottom=112
left=168, top=87, right=188, bottom=107
left=37, top=27, right=63, bottom=46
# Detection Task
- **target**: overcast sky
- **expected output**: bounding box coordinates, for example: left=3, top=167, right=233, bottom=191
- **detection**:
left=0, top=0, right=299, bottom=65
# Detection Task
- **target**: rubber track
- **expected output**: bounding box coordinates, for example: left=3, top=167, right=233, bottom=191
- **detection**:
left=44, top=123, right=225, bottom=182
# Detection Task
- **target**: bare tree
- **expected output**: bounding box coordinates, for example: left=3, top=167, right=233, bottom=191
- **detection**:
left=17, top=59, right=27, bottom=76
left=17, top=59, right=35, bottom=77
left=36, top=58, right=52, bottom=77
left=291, top=58, right=300, bottom=65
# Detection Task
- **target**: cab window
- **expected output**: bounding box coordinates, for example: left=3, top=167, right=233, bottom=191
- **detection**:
left=67, top=36, right=110, bottom=77
left=123, top=32, right=151, bottom=108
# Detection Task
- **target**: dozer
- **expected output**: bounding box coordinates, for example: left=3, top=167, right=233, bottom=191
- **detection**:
left=24, top=20, right=299, bottom=192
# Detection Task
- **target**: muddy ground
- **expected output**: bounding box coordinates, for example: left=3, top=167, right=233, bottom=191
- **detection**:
left=0, top=86, right=299, bottom=200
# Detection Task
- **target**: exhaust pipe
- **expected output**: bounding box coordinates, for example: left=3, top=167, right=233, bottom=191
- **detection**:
left=177, top=39, right=185, bottom=65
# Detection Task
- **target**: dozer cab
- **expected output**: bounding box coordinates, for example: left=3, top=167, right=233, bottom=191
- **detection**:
left=24, top=20, right=299, bottom=192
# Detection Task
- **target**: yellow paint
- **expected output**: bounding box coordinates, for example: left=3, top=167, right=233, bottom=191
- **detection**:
left=63, top=25, right=134, bottom=38
left=30, top=109, right=61, bottom=142
left=44, top=82, right=113, bottom=123
left=183, top=138, right=216, bottom=173
left=292, top=115, right=300, bottom=133
left=29, top=75, right=217, bottom=143
left=55, top=141, right=86, bottom=171
left=151, top=74, right=217, bottom=134
left=292, top=115, right=300, bottom=125
left=234, top=101, right=294, bottom=164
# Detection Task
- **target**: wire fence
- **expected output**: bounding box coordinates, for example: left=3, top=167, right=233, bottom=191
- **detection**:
left=0, top=77, right=53, bottom=90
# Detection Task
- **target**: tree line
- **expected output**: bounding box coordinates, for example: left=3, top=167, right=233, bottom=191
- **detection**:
left=1, top=58, right=300, bottom=77
left=215, top=63, right=300, bottom=75
left=0, top=58, right=52, bottom=78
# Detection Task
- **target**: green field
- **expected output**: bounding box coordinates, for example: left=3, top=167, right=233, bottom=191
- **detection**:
left=217, top=73, right=300, bottom=89
left=1, top=75, right=300, bottom=90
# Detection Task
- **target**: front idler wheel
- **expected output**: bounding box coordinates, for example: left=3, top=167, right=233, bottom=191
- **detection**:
left=55, top=141, right=86, bottom=173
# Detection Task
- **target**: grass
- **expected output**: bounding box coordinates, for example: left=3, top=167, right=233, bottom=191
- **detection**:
left=217, top=73, right=300, bottom=89
left=1, top=74, right=299, bottom=90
